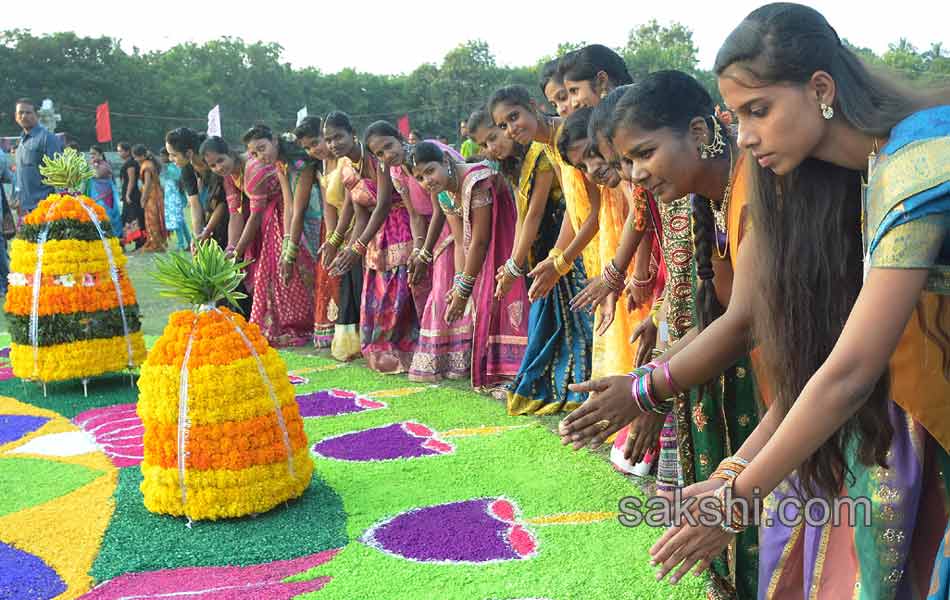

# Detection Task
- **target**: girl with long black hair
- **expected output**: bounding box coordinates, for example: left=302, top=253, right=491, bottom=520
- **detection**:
left=648, top=4, right=949, bottom=595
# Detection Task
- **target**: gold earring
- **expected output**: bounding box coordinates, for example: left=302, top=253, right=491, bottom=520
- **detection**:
left=699, top=117, right=726, bottom=159
left=820, top=103, right=834, bottom=120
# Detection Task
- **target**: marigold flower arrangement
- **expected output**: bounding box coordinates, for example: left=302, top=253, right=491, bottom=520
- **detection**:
left=137, top=241, right=313, bottom=520
left=3, top=148, right=146, bottom=384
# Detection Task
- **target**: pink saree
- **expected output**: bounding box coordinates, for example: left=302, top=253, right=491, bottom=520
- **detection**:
left=449, top=163, right=527, bottom=388
left=390, top=142, right=472, bottom=382
left=241, top=157, right=315, bottom=347
left=343, top=154, right=419, bottom=373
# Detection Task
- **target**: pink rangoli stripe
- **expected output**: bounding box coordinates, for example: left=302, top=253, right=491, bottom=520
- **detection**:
left=80, top=550, right=338, bottom=599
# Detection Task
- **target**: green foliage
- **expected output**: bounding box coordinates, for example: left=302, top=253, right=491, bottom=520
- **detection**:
left=623, top=20, right=699, bottom=80
left=7, top=305, right=141, bottom=346
left=2, top=25, right=946, bottom=149
left=38, top=147, right=95, bottom=192
left=18, top=218, right=111, bottom=242
left=151, top=240, right=250, bottom=309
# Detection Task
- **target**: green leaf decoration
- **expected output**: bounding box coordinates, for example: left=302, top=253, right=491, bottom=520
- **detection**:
left=39, top=147, right=96, bottom=193
left=151, top=240, right=251, bottom=310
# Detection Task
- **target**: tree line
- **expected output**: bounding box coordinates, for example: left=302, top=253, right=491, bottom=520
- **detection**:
left=1, top=23, right=946, bottom=150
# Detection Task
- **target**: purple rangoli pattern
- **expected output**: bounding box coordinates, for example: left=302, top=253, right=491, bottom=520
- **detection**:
left=296, top=389, right=387, bottom=418
left=312, top=422, right=453, bottom=462
left=0, top=414, right=50, bottom=446
left=0, top=541, right=67, bottom=599
left=361, top=498, right=538, bottom=564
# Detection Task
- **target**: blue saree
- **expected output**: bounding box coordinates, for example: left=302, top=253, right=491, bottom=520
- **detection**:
left=505, top=143, right=593, bottom=415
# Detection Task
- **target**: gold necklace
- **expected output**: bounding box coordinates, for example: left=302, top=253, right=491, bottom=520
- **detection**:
left=710, top=149, right=735, bottom=259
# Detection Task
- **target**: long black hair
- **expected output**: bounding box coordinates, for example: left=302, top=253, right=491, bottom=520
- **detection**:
left=293, top=116, right=323, bottom=140
left=406, top=141, right=446, bottom=173
left=712, top=2, right=948, bottom=499
left=466, top=108, right=525, bottom=182
left=292, top=116, right=325, bottom=172
left=198, top=136, right=244, bottom=172
left=557, top=44, right=633, bottom=87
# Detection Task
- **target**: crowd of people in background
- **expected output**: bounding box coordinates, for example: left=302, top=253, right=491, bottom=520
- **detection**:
left=0, top=109, right=196, bottom=257
left=3, top=3, right=950, bottom=598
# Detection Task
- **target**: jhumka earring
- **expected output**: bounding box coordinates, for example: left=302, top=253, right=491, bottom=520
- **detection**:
left=699, top=117, right=726, bottom=159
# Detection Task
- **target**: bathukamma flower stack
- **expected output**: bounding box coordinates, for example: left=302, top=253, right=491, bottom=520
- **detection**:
left=4, top=148, right=146, bottom=382
left=137, top=241, right=312, bottom=520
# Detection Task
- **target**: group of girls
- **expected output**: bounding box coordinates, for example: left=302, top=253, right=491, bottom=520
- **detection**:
left=152, top=3, right=949, bottom=597
left=548, top=4, right=947, bottom=600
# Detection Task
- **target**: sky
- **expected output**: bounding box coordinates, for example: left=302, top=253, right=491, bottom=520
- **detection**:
left=11, top=0, right=948, bottom=75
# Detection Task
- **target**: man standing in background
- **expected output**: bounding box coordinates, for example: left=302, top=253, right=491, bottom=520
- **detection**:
left=459, top=120, right=479, bottom=160
left=13, top=98, right=64, bottom=220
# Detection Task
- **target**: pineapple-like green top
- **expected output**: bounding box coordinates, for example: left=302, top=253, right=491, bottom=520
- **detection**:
left=152, top=240, right=251, bottom=310
left=39, top=148, right=96, bottom=193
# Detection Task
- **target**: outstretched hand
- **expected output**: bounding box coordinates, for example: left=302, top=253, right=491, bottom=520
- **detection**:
left=623, top=411, right=665, bottom=465
left=527, top=259, right=560, bottom=302
left=648, top=485, right=733, bottom=585
left=570, top=275, right=611, bottom=313
left=559, top=375, right=643, bottom=450
left=631, top=316, right=658, bottom=367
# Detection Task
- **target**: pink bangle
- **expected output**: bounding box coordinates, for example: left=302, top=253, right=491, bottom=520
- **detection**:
left=663, top=361, right=682, bottom=396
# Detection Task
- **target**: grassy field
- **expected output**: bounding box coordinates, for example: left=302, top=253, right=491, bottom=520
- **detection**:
left=2, top=248, right=638, bottom=470
left=0, top=247, right=695, bottom=599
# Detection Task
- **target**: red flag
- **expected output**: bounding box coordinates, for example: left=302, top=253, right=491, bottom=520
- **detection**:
left=397, top=114, right=410, bottom=138
left=96, top=102, right=112, bottom=143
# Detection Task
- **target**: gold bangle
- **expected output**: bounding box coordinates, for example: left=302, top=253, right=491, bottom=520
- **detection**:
left=548, top=248, right=564, bottom=259
left=553, top=254, right=572, bottom=276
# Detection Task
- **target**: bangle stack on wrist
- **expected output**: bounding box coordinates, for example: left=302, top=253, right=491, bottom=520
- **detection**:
left=710, top=455, right=750, bottom=482
left=630, top=272, right=655, bottom=289
left=453, top=272, right=476, bottom=299
left=628, top=364, right=674, bottom=415
left=711, top=457, right=752, bottom=534
left=281, top=235, right=299, bottom=264
left=504, top=258, right=525, bottom=279
left=418, top=247, right=433, bottom=264
left=553, top=254, right=572, bottom=276
left=350, top=239, right=367, bottom=256
left=649, top=298, right=663, bottom=327
left=327, top=230, right=344, bottom=249
left=546, top=248, right=572, bottom=276
left=603, top=259, right=625, bottom=291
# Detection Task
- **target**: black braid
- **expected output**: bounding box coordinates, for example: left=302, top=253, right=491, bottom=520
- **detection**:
left=690, top=194, right=725, bottom=332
